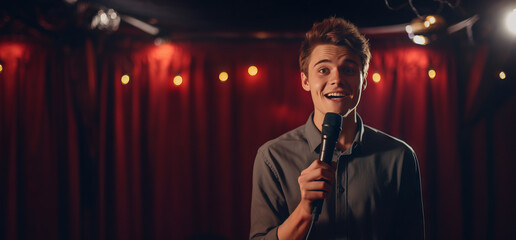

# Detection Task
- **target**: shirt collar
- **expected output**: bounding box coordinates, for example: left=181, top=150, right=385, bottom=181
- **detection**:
left=304, top=112, right=365, bottom=154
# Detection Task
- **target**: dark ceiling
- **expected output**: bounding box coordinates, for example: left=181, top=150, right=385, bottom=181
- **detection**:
left=0, top=0, right=502, bottom=38
left=95, top=0, right=482, bottom=31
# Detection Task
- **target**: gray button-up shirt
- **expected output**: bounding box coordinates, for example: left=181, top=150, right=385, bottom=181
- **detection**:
left=250, top=113, right=424, bottom=240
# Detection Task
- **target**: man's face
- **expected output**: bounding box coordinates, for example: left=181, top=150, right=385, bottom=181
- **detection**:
left=301, top=44, right=366, bottom=121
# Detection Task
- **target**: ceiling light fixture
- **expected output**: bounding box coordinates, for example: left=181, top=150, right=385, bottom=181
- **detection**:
left=406, top=15, right=446, bottom=45
left=505, top=8, right=516, bottom=35
left=91, top=8, right=120, bottom=32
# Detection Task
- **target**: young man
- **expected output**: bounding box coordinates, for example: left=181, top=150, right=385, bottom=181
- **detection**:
left=250, top=17, right=425, bottom=240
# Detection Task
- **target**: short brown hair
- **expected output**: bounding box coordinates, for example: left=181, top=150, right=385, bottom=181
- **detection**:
left=299, top=17, right=371, bottom=77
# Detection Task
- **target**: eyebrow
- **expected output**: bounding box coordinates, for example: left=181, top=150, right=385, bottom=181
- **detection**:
left=313, top=59, right=331, bottom=68
left=312, top=58, right=359, bottom=68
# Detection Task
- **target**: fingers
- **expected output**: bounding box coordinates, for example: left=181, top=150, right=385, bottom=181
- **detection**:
left=302, top=189, right=330, bottom=200
left=298, top=160, right=336, bottom=201
left=300, top=160, right=335, bottom=183
left=303, top=181, right=332, bottom=194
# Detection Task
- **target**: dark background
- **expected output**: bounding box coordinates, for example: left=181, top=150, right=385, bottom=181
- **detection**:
left=1, top=0, right=516, bottom=239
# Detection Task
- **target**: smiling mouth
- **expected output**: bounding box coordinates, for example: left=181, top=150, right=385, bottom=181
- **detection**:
left=324, top=91, right=350, bottom=100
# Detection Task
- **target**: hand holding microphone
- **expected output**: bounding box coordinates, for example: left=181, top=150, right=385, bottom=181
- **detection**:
left=312, top=112, right=342, bottom=220
left=297, top=113, right=342, bottom=221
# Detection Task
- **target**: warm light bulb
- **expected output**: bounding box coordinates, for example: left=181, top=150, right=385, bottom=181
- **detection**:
left=219, top=72, right=229, bottom=82
left=173, top=75, right=183, bottom=86
left=506, top=9, right=516, bottom=35
left=248, top=65, right=258, bottom=76
left=428, top=69, right=436, bottom=79
left=372, top=73, right=381, bottom=83
left=413, top=35, right=428, bottom=45
left=0, top=64, right=3, bottom=73
left=424, top=21, right=431, bottom=28
left=121, top=74, right=130, bottom=84
left=427, top=16, right=436, bottom=24
left=499, top=71, right=506, bottom=80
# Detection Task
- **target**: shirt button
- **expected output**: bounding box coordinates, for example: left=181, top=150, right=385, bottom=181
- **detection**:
left=338, top=186, right=345, bottom=193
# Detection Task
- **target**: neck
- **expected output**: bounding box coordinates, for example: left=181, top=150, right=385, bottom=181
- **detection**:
left=337, top=113, right=358, bottom=151
left=314, top=111, right=358, bottom=151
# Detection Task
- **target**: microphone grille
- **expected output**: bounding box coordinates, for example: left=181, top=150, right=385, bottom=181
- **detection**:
left=321, top=112, right=342, bottom=140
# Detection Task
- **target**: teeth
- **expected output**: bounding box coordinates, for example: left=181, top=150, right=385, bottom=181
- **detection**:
left=325, top=92, right=349, bottom=98
left=326, top=92, right=345, bottom=97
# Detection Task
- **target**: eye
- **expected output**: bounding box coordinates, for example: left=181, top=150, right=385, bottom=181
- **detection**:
left=318, top=68, right=329, bottom=74
left=341, top=66, right=358, bottom=75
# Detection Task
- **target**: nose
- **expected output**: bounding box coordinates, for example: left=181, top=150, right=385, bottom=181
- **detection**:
left=329, top=68, right=344, bottom=86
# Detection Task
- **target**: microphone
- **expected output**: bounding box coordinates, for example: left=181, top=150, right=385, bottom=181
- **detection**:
left=312, top=112, right=342, bottom=221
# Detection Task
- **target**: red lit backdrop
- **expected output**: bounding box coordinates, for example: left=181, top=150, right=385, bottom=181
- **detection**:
left=0, top=36, right=515, bottom=240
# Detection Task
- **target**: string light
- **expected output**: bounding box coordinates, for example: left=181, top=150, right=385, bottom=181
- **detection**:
left=121, top=74, right=130, bottom=85
left=428, top=69, right=436, bottom=79
left=0, top=64, right=3, bottom=73
left=499, top=71, right=506, bottom=80
left=372, top=72, right=381, bottom=83
left=248, top=65, right=258, bottom=76
left=173, top=75, right=183, bottom=86
left=219, top=72, right=229, bottom=82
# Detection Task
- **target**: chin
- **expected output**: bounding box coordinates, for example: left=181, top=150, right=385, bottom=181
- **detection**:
left=327, top=107, right=351, bottom=115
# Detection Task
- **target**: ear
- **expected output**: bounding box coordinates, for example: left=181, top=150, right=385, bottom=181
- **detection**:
left=301, top=72, right=310, bottom=91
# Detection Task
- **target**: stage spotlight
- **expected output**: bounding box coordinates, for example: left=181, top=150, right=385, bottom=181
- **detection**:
left=427, top=16, right=436, bottom=24
left=506, top=9, right=516, bottom=35
left=423, top=15, right=437, bottom=29
left=413, top=35, right=429, bottom=45
left=407, top=15, right=445, bottom=45
left=405, top=25, right=415, bottom=39
left=405, top=25, right=413, bottom=33
left=91, top=8, right=120, bottom=31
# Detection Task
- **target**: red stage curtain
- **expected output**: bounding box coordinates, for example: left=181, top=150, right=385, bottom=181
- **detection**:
left=1, top=37, right=514, bottom=240
left=360, top=40, right=462, bottom=240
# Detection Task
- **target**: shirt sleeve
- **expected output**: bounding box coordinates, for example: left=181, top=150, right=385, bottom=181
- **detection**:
left=394, top=148, right=425, bottom=240
left=249, top=147, right=288, bottom=240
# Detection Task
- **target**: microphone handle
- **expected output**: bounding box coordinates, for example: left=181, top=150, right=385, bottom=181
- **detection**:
left=312, top=136, right=335, bottom=219
left=319, top=136, right=334, bottom=164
